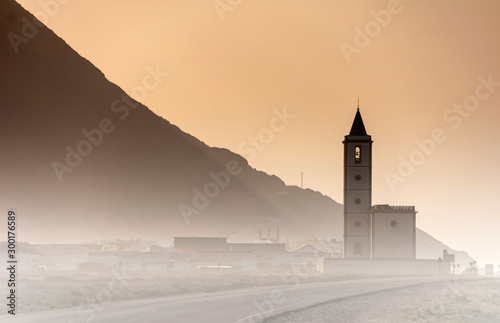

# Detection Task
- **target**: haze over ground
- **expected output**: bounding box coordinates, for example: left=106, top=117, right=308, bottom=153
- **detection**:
left=14, top=0, right=500, bottom=265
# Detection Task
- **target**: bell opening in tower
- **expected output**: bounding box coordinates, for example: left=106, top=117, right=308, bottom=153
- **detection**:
left=355, top=145, right=361, bottom=164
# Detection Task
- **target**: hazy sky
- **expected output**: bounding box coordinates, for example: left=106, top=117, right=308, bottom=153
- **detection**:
left=17, top=0, right=500, bottom=265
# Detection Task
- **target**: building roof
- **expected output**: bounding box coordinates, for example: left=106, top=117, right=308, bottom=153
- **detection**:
left=372, top=204, right=416, bottom=213
left=291, top=244, right=325, bottom=253
left=228, top=243, right=286, bottom=252
left=349, top=108, right=368, bottom=136
left=174, top=237, right=227, bottom=250
left=289, top=240, right=343, bottom=254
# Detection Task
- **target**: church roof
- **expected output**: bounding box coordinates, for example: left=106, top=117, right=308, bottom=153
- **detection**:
left=349, top=108, right=368, bottom=136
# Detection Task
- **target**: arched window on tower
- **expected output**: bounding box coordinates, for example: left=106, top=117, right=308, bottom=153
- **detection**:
left=355, top=146, right=361, bottom=164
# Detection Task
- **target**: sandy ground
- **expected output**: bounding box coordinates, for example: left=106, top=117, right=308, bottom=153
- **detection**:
left=1, top=271, right=365, bottom=314
left=3, top=271, right=499, bottom=321
left=266, top=278, right=500, bottom=323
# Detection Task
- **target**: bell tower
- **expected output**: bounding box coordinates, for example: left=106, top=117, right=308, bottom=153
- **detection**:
left=343, top=107, right=372, bottom=258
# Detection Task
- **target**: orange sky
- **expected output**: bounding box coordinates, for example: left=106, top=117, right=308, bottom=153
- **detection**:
left=17, top=0, right=500, bottom=265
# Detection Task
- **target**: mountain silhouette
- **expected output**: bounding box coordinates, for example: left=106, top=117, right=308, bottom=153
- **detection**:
left=0, top=0, right=343, bottom=243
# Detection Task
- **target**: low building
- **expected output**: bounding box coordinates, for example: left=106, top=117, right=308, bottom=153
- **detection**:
left=174, top=237, right=227, bottom=251
left=290, top=240, right=343, bottom=258
left=34, top=244, right=95, bottom=270
left=228, top=243, right=286, bottom=253
left=94, top=239, right=158, bottom=251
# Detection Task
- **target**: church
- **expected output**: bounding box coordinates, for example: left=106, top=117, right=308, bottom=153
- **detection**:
left=343, top=108, right=416, bottom=260
left=319, top=107, right=449, bottom=275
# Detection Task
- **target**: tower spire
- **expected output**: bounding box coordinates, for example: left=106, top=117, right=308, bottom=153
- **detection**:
left=349, top=107, right=368, bottom=136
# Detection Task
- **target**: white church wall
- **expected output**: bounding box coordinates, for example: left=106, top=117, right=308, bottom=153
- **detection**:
left=372, top=211, right=416, bottom=259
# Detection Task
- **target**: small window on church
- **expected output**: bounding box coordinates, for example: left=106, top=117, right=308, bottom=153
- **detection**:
left=355, top=146, right=361, bottom=164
